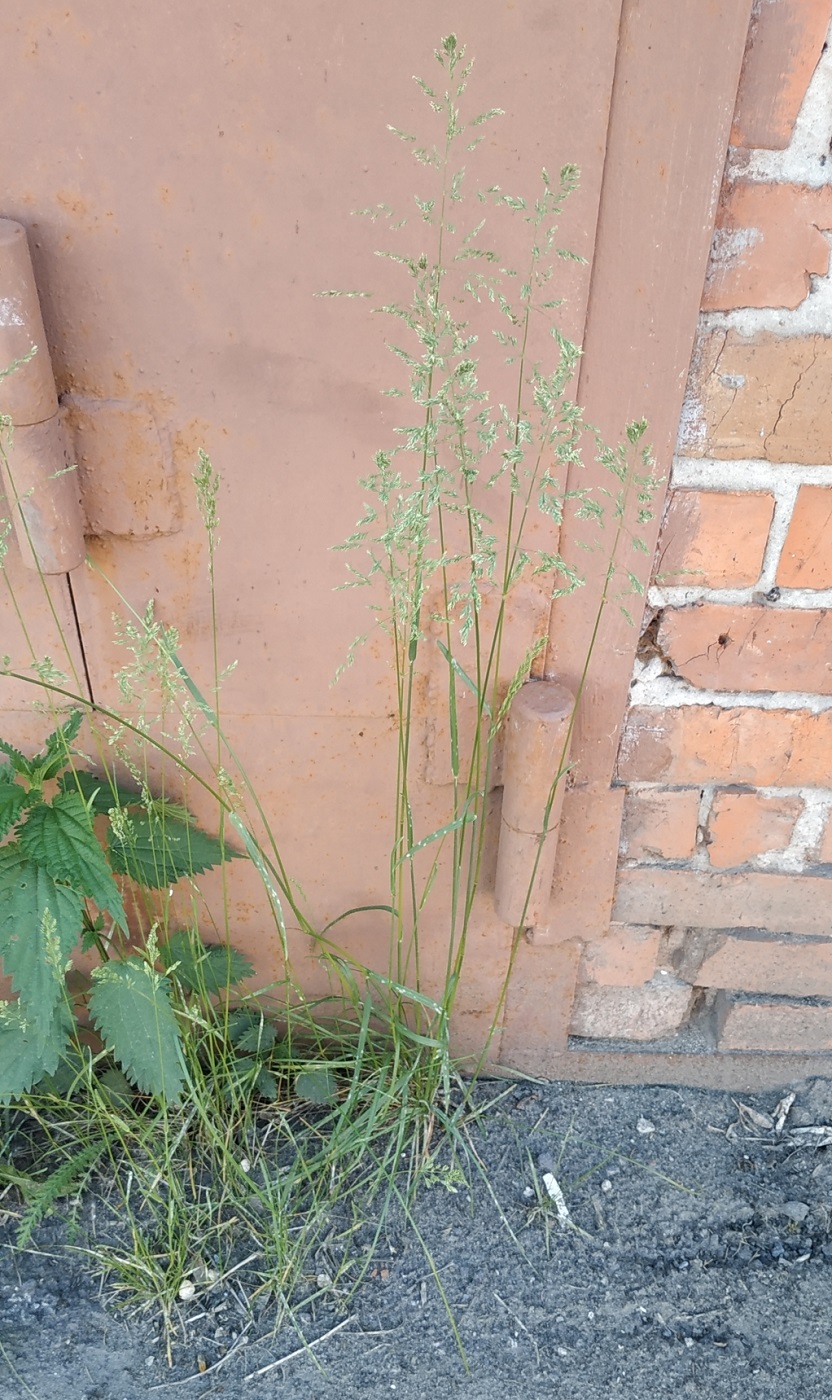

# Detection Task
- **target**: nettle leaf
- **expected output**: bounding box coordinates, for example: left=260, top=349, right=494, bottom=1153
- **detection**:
left=98, top=1066, right=135, bottom=1109
left=31, top=709, right=86, bottom=782
left=37, top=1043, right=93, bottom=1097
left=295, top=1066, right=338, bottom=1105
left=162, top=930, right=254, bottom=997
left=0, top=848, right=82, bottom=1035
left=89, top=958, right=185, bottom=1102
left=19, top=792, right=127, bottom=932
left=107, top=812, right=239, bottom=889
left=0, top=1001, right=72, bottom=1105
left=44, top=708, right=84, bottom=756
left=227, top=1009, right=277, bottom=1055
left=58, top=768, right=141, bottom=817
left=0, top=737, right=34, bottom=779
left=254, top=1067, right=278, bottom=1101
left=0, top=780, right=27, bottom=840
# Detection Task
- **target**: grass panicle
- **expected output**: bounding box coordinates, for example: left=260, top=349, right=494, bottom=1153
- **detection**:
left=0, top=30, right=656, bottom=1360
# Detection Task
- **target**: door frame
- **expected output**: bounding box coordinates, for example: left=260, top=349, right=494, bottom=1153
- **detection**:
left=500, top=0, right=755, bottom=1073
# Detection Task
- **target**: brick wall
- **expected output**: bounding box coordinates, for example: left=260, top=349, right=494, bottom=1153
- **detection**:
left=573, top=2, right=832, bottom=1057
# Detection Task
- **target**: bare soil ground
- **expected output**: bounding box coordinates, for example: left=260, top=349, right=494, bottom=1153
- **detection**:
left=3, top=1076, right=832, bottom=1400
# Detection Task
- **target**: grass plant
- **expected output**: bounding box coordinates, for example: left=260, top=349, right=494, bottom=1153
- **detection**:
left=0, top=31, right=657, bottom=1359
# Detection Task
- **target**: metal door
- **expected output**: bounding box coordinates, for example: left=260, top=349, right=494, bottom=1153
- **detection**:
left=0, top=1, right=752, bottom=1066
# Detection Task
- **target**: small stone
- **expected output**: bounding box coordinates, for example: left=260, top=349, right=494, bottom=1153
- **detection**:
left=636, top=1117, right=656, bottom=1135
left=782, top=1201, right=810, bottom=1223
left=601, top=1179, right=613, bottom=1194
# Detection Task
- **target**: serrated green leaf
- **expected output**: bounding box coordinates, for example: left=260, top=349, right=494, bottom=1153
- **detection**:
left=0, top=1001, right=72, bottom=1105
left=295, top=1066, right=338, bottom=1105
left=227, top=1009, right=277, bottom=1054
left=107, top=812, right=238, bottom=889
left=44, top=708, right=84, bottom=757
left=57, top=768, right=141, bottom=816
left=161, top=929, right=254, bottom=997
left=0, top=848, right=82, bottom=1038
left=37, top=1043, right=93, bottom=1098
left=0, top=780, right=27, bottom=840
left=80, top=913, right=105, bottom=953
left=89, top=958, right=185, bottom=1102
left=32, top=709, right=86, bottom=781
left=254, top=1067, right=278, bottom=1101
left=98, top=1065, right=135, bottom=1109
left=19, top=792, right=126, bottom=932
left=0, top=736, right=33, bottom=778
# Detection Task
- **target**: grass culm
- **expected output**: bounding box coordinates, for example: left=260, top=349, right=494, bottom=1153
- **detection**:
left=0, top=32, right=656, bottom=1360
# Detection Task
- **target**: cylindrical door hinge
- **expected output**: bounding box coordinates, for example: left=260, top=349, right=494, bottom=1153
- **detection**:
left=494, top=680, right=575, bottom=928
left=0, top=219, right=85, bottom=573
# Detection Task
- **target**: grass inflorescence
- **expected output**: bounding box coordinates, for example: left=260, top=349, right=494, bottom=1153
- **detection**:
left=0, top=31, right=657, bottom=1361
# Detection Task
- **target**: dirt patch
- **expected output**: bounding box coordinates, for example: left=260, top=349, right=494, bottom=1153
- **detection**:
left=3, top=1076, right=832, bottom=1399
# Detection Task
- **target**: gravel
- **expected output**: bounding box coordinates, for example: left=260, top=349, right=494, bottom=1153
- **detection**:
left=3, top=1075, right=832, bottom=1399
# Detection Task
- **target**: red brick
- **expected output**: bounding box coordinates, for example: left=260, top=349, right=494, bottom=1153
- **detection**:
left=706, top=790, right=802, bottom=868
left=657, top=490, right=774, bottom=589
left=614, top=867, right=832, bottom=937
left=680, top=331, right=832, bottom=463
left=716, top=996, right=832, bottom=1053
left=579, top=924, right=662, bottom=987
left=703, top=183, right=832, bottom=311
left=620, top=788, right=701, bottom=861
left=570, top=976, right=694, bottom=1042
left=777, top=485, right=832, bottom=589
left=731, top=0, right=832, bottom=150
left=618, top=705, right=832, bottom=788
left=817, top=814, right=832, bottom=864
left=696, top=933, right=832, bottom=998
left=659, top=603, right=832, bottom=694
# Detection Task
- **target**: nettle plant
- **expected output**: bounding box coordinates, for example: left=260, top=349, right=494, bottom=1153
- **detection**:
left=0, top=707, right=254, bottom=1103
left=329, top=35, right=657, bottom=1036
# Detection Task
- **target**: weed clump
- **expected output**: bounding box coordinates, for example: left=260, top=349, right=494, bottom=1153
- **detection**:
left=0, top=31, right=656, bottom=1354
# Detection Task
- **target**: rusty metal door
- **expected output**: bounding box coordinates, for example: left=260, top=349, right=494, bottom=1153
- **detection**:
left=0, top=1, right=752, bottom=1066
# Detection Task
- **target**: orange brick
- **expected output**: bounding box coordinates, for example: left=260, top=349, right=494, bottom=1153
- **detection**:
left=614, top=867, right=832, bottom=937
left=695, top=933, right=832, bottom=998
left=659, top=603, right=832, bottom=694
left=731, top=0, right=832, bottom=150
left=777, top=485, right=832, bottom=589
left=570, top=976, right=694, bottom=1042
left=618, top=705, right=832, bottom=789
left=703, top=184, right=832, bottom=311
left=579, top=923, right=662, bottom=987
left=620, top=788, right=701, bottom=861
left=681, top=332, right=832, bottom=463
left=657, top=490, right=774, bottom=588
left=706, top=790, right=802, bottom=868
left=815, top=814, right=832, bottom=864
left=716, top=996, right=832, bottom=1053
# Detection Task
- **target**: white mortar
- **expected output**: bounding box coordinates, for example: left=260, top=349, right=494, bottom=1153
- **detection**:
left=624, top=23, right=832, bottom=882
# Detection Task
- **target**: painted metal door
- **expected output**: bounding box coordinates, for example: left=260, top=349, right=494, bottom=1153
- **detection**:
left=0, top=1, right=752, bottom=1066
